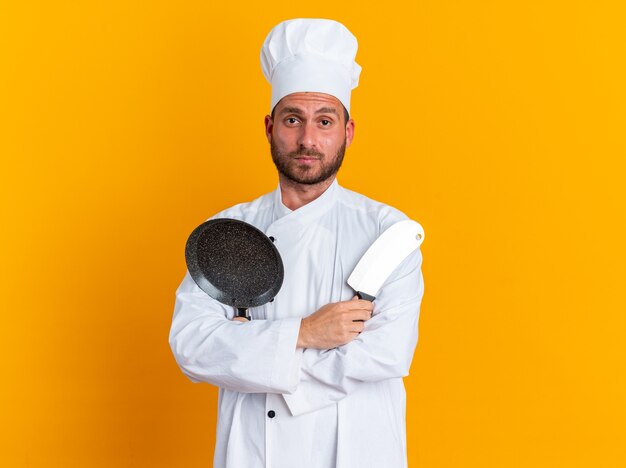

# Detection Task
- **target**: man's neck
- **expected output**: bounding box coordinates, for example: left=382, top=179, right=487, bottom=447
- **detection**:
left=278, top=174, right=336, bottom=211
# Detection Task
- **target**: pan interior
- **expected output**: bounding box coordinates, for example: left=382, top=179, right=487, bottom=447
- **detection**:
left=193, top=220, right=282, bottom=307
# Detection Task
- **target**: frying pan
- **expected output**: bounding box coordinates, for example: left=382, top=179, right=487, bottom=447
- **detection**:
left=185, top=218, right=284, bottom=320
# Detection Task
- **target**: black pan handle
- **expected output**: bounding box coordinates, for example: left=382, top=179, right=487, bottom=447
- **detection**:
left=236, top=307, right=251, bottom=321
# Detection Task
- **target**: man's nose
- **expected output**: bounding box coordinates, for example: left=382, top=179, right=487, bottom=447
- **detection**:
left=297, top=122, right=317, bottom=149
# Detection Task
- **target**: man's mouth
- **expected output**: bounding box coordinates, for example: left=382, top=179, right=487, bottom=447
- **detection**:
left=291, top=150, right=323, bottom=159
left=294, top=157, right=321, bottom=165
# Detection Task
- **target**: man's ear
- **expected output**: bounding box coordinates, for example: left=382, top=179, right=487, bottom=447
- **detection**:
left=345, top=118, right=355, bottom=148
left=264, top=115, right=273, bottom=144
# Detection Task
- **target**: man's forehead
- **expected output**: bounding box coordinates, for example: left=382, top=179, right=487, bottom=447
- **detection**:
left=275, top=92, right=343, bottom=113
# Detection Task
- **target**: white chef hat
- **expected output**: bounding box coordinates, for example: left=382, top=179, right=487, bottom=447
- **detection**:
left=260, top=18, right=362, bottom=114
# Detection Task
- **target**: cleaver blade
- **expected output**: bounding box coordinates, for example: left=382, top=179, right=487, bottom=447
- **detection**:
left=348, top=219, right=424, bottom=302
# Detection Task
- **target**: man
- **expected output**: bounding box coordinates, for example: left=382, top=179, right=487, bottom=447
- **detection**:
left=169, top=18, right=425, bottom=468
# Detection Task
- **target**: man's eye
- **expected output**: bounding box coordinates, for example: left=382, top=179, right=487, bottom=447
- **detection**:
left=320, top=119, right=331, bottom=126
left=286, top=117, right=299, bottom=124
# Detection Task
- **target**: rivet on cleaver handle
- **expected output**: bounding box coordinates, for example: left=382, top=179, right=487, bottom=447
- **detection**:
left=348, top=219, right=424, bottom=302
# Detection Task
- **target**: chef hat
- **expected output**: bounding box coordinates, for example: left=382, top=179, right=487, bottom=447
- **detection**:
left=260, top=18, right=362, bottom=114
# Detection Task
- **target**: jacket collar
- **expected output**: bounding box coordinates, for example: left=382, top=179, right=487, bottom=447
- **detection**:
left=272, top=178, right=340, bottom=225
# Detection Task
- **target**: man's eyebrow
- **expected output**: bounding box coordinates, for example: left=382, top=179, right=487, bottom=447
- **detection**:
left=279, top=106, right=305, bottom=115
left=315, top=107, right=339, bottom=116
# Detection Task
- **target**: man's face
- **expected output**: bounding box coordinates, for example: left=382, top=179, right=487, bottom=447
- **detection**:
left=265, top=92, right=355, bottom=185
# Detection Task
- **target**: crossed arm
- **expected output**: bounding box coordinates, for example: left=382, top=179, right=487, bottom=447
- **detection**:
left=169, top=248, right=424, bottom=415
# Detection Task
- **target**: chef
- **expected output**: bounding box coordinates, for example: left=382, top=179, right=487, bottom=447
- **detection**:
left=169, top=18, right=425, bottom=468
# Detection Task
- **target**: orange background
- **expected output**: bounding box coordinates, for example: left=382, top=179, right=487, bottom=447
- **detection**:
left=1, top=1, right=625, bottom=466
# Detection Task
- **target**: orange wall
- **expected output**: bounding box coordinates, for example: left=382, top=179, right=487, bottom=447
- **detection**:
left=1, top=1, right=625, bottom=466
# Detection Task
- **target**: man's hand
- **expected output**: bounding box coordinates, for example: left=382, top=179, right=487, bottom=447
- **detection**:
left=297, top=296, right=373, bottom=350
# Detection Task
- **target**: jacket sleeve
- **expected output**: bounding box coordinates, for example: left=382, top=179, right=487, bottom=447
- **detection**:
left=282, top=248, right=424, bottom=416
left=169, top=271, right=303, bottom=394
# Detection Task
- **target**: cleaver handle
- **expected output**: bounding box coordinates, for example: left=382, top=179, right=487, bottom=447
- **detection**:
left=356, top=291, right=376, bottom=302
left=353, top=291, right=375, bottom=323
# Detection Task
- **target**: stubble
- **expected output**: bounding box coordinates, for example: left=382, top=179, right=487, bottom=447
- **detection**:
left=270, top=139, right=347, bottom=186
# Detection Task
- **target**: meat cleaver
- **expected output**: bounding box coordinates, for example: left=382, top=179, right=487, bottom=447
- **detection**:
left=348, top=219, right=424, bottom=302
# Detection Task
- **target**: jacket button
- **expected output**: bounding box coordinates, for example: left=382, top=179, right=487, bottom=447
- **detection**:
left=267, top=410, right=276, bottom=418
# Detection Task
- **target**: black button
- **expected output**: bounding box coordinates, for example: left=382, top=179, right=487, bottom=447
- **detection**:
left=269, top=236, right=275, bottom=242
left=267, top=410, right=276, bottom=418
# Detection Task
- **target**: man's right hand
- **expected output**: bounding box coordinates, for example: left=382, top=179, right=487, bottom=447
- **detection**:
left=297, top=296, right=373, bottom=350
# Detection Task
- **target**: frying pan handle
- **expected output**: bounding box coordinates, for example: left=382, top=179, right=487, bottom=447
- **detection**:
left=236, top=308, right=251, bottom=321
left=356, top=291, right=376, bottom=302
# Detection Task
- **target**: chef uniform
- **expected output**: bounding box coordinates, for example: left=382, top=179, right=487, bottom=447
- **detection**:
left=169, top=19, right=425, bottom=468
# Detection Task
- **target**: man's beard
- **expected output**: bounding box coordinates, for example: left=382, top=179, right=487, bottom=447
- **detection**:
left=270, top=139, right=346, bottom=185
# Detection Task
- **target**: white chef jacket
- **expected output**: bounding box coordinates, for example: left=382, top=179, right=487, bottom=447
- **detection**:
left=169, top=178, right=424, bottom=468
